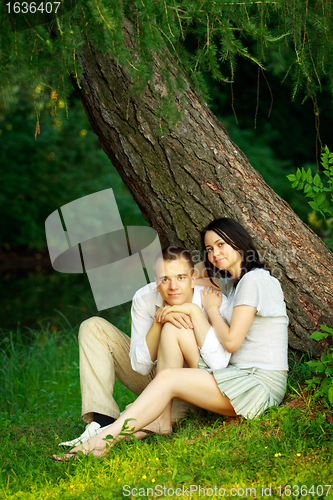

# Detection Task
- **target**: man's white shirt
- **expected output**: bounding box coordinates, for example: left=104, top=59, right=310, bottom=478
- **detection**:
left=129, top=283, right=231, bottom=375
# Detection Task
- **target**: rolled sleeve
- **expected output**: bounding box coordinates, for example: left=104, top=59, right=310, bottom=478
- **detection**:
left=130, top=336, right=156, bottom=375
left=129, top=284, right=157, bottom=375
left=200, top=326, right=231, bottom=370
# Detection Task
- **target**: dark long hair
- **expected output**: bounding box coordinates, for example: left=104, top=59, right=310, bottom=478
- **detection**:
left=201, top=218, right=270, bottom=287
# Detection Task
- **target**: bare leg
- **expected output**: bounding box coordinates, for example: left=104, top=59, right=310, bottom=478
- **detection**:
left=156, top=323, right=200, bottom=371
left=134, top=323, right=200, bottom=437
left=53, top=368, right=236, bottom=459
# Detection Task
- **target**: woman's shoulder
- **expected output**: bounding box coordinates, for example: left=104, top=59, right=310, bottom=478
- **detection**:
left=238, top=268, right=281, bottom=291
left=236, top=268, right=287, bottom=316
left=239, top=267, right=269, bottom=283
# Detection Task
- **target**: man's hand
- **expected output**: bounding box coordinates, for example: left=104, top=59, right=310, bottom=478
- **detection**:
left=155, top=305, right=193, bottom=329
left=200, top=287, right=222, bottom=314
left=156, top=303, right=199, bottom=324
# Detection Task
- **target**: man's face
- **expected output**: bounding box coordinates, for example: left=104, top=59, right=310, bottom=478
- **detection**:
left=155, top=257, right=195, bottom=305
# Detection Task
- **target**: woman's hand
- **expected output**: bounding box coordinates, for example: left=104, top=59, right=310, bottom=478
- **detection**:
left=200, top=287, right=222, bottom=314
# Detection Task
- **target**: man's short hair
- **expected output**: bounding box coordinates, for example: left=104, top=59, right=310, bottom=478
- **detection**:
left=154, top=246, right=195, bottom=273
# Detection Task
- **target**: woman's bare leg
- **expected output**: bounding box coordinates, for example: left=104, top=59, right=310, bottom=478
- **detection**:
left=53, top=368, right=236, bottom=459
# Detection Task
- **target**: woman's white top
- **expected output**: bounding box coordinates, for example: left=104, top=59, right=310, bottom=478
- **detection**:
left=219, top=268, right=289, bottom=371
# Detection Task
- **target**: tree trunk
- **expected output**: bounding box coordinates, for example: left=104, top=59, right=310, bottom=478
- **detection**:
left=73, top=29, right=333, bottom=357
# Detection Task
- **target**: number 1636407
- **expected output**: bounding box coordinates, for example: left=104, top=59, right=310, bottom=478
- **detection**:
left=276, top=484, right=331, bottom=496
left=6, top=2, right=61, bottom=14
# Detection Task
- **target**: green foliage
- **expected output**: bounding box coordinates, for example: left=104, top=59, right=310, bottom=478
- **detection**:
left=204, top=56, right=333, bottom=223
left=306, top=325, right=333, bottom=407
left=0, top=86, right=145, bottom=250
left=0, top=317, right=133, bottom=414
left=287, top=146, right=333, bottom=249
left=0, top=324, right=332, bottom=498
left=287, top=146, right=333, bottom=218
left=1, top=0, right=333, bottom=122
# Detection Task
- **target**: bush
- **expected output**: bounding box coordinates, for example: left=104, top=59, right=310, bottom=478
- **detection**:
left=306, top=325, right=333, bottom=407
left=287, top=146, right=333, bottom=250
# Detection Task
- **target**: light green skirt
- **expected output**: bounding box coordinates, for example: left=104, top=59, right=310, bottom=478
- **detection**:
left=199, top=357, right=288, bottom=419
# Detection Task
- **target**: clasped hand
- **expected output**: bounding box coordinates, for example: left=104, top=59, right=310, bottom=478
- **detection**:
left=155, top=303, right=194, bottom=329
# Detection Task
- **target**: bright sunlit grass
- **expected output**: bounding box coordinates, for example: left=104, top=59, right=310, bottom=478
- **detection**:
left=0, top=325, right=332, bottom=500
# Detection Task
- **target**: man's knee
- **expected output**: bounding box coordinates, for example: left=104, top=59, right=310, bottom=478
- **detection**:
left=161, top=322, right=186, bottom=335
left=78, top=316, right=111, bottom=343
left=160, top=322, right=194, bottom=342
left=154, top=367, right=173, bottom=383
left=78, top=317, right=130, bottom=357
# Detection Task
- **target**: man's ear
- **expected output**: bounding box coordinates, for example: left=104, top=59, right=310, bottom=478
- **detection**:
left=191, top=271, right=196, bottom=288
left=155, top=276, right=160, bottom=292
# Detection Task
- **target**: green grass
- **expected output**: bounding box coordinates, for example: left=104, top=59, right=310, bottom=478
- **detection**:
left=0, top=325, right=332, bottom=500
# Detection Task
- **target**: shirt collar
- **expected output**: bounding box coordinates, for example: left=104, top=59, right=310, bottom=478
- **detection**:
left=155, top=292, right=164, bottom=308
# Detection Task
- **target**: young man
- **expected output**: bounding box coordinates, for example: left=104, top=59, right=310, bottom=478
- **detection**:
left=59, top=246, right=229, bottom=447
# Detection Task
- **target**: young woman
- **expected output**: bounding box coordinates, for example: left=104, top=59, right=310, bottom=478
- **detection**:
left=53, top=218, right=288, bottom=460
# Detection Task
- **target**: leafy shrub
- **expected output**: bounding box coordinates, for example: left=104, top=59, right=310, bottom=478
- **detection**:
left=306, top=325, right=333, bottom=407
left=287, top=145, right=333, bottom=250
left=0, top=87, right=145, bottom=250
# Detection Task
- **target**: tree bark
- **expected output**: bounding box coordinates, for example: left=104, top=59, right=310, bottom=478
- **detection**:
left=73, top=29, right=333, bottom=356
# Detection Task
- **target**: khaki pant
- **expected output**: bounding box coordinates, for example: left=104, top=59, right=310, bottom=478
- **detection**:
left=79, top=316, right=198, bottom=425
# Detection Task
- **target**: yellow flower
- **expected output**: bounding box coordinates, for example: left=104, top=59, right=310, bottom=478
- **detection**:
left=297, top=453, right=301, bottom=457
left=155, top=457, right=159, bottom=461
left=151, top=479, right=156, bottom=483
left=264, top=446, right=268, bottom=449
left=274, top=453, right=279, bottom=457
left=142, top=475, right=147, bottom=480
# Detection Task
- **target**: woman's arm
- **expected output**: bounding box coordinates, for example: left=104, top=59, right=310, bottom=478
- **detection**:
left=201, top=288, right=256, bottom=353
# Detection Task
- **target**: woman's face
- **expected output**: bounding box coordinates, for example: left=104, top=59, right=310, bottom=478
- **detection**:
left=204, top=230, right=242, bottom=278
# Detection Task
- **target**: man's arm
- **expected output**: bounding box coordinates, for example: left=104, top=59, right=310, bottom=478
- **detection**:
left=156, top=300, right=232, bottom=369
left=156, top=302, right=211, bottom=348
left=144, top=319, right=163, bottom=363
left=146, top=307, right=196, bottom=362
left=129, top=285, right=196, bottom=374
left=129, top=286, right=159, bottom=375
